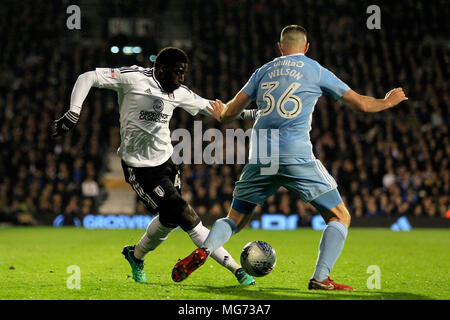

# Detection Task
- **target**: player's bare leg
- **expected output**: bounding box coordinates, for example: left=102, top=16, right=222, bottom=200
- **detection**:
left=309, top=202, right=353, bottom=290
left=228, top=208, right=254, bottom=231
left=320, top=202, right=351, bottom=228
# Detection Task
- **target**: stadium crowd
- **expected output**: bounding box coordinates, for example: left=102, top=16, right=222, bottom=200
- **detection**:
left=178, top=0, right=450, bottom=223
left=0, top=0, right=448, bottom=226
left=0, top=1, right=113, bottom=225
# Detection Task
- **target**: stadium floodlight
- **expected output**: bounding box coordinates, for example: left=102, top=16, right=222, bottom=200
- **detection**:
left=149, top=54, right=156, bottom=62
left=132, top=46, right=142, bottom=54
left=110, top=46, right=119, bottom=54
left=122, top=46, right=133, bottom=55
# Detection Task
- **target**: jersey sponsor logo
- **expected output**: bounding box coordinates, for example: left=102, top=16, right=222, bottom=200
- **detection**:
left=110, top=68, right=116, bottom=78
left=139, top=110, right=170, bottom=124
left=153, top=185, right=165, bottom=197
left=152, top=99, right=164, bottom=113
left=272, top=59, right=305, bottom=68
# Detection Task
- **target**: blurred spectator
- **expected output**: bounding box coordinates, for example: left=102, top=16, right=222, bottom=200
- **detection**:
left=81, top=172, right=100, bottom=206
left=54, top=195, right=82, bottom=226
left=0, top=0, right=448, bottom=226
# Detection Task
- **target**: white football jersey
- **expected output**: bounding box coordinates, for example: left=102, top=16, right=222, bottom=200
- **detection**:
left=93, top=66, right=210, bottom=167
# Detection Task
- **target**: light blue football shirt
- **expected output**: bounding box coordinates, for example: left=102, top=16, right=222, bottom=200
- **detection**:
left=242, top=53, right=350, bottom=164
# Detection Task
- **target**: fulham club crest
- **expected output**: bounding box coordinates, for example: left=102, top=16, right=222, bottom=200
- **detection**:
left=153, top=99, right=164, bottom=113
left=154, top=185, right=165, bottom=197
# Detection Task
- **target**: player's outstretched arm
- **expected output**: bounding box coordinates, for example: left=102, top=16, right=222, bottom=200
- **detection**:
left=206, top=99, right=256, bottom=123
left=341, top=88, right=408, bottom=113
left=207, top=91, right=252, bottom=123
left=50, top=71, right=97, bottom=137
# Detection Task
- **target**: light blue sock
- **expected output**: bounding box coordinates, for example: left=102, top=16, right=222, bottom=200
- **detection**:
left=202, top=218, right=237, bottom=254
left=312, top=221, right=348, bottom=282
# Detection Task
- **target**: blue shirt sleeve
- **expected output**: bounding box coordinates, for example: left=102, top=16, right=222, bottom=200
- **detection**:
left=241, top=69, right=260, bottom=100
left=318, top=67, right=350, bottom=100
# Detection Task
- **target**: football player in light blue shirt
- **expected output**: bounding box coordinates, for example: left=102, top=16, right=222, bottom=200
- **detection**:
left=244, top=40, right=350, bottom=163
left=172, top=25, right=408, bottom=290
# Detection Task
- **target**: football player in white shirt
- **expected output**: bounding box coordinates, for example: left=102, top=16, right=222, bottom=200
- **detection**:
left=50, top=47, right=257, bottom=285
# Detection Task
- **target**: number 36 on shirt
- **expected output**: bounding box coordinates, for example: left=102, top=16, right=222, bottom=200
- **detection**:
left=259, top=81, right=303, bottom=119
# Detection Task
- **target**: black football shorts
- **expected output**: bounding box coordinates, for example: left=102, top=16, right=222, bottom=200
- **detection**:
left=121, top=158, right=199, bottom=230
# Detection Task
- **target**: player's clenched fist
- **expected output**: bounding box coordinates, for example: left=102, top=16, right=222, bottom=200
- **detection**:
left=49, top=111, right=79, bottom=137
left=384, top=87, right=408, bottom=108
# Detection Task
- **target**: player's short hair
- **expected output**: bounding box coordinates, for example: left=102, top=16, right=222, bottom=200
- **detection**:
left=154, top=47, right=189, bottom=69
left=280, top=25, right=307, bottom=41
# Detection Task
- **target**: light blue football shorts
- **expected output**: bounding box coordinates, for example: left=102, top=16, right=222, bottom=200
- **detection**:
left=232, top=159, right=342, bottom=213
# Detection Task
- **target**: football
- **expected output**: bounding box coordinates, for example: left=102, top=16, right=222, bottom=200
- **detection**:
left=240, top=240, right=277, bottom=277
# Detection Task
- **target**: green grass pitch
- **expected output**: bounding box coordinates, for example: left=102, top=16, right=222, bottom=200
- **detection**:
left=0, top=226, right=449, bottom=300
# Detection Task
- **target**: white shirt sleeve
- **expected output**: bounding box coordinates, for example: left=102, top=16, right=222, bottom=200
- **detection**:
left=177, top=89, right=211, bottom=116
left=69, top=68, right=132, bottom=114
left=69, top=71, right=97, bottom=114
left=94, top=68, right=124, bottom=90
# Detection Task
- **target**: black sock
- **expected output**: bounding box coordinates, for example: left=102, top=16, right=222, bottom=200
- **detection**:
left=130, top=247, right=144, bottom=264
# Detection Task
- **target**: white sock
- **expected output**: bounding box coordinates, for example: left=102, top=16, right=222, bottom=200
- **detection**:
left=134, top=215, right=174, bottom=260
left=187, top=222, right=240, bottom=274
